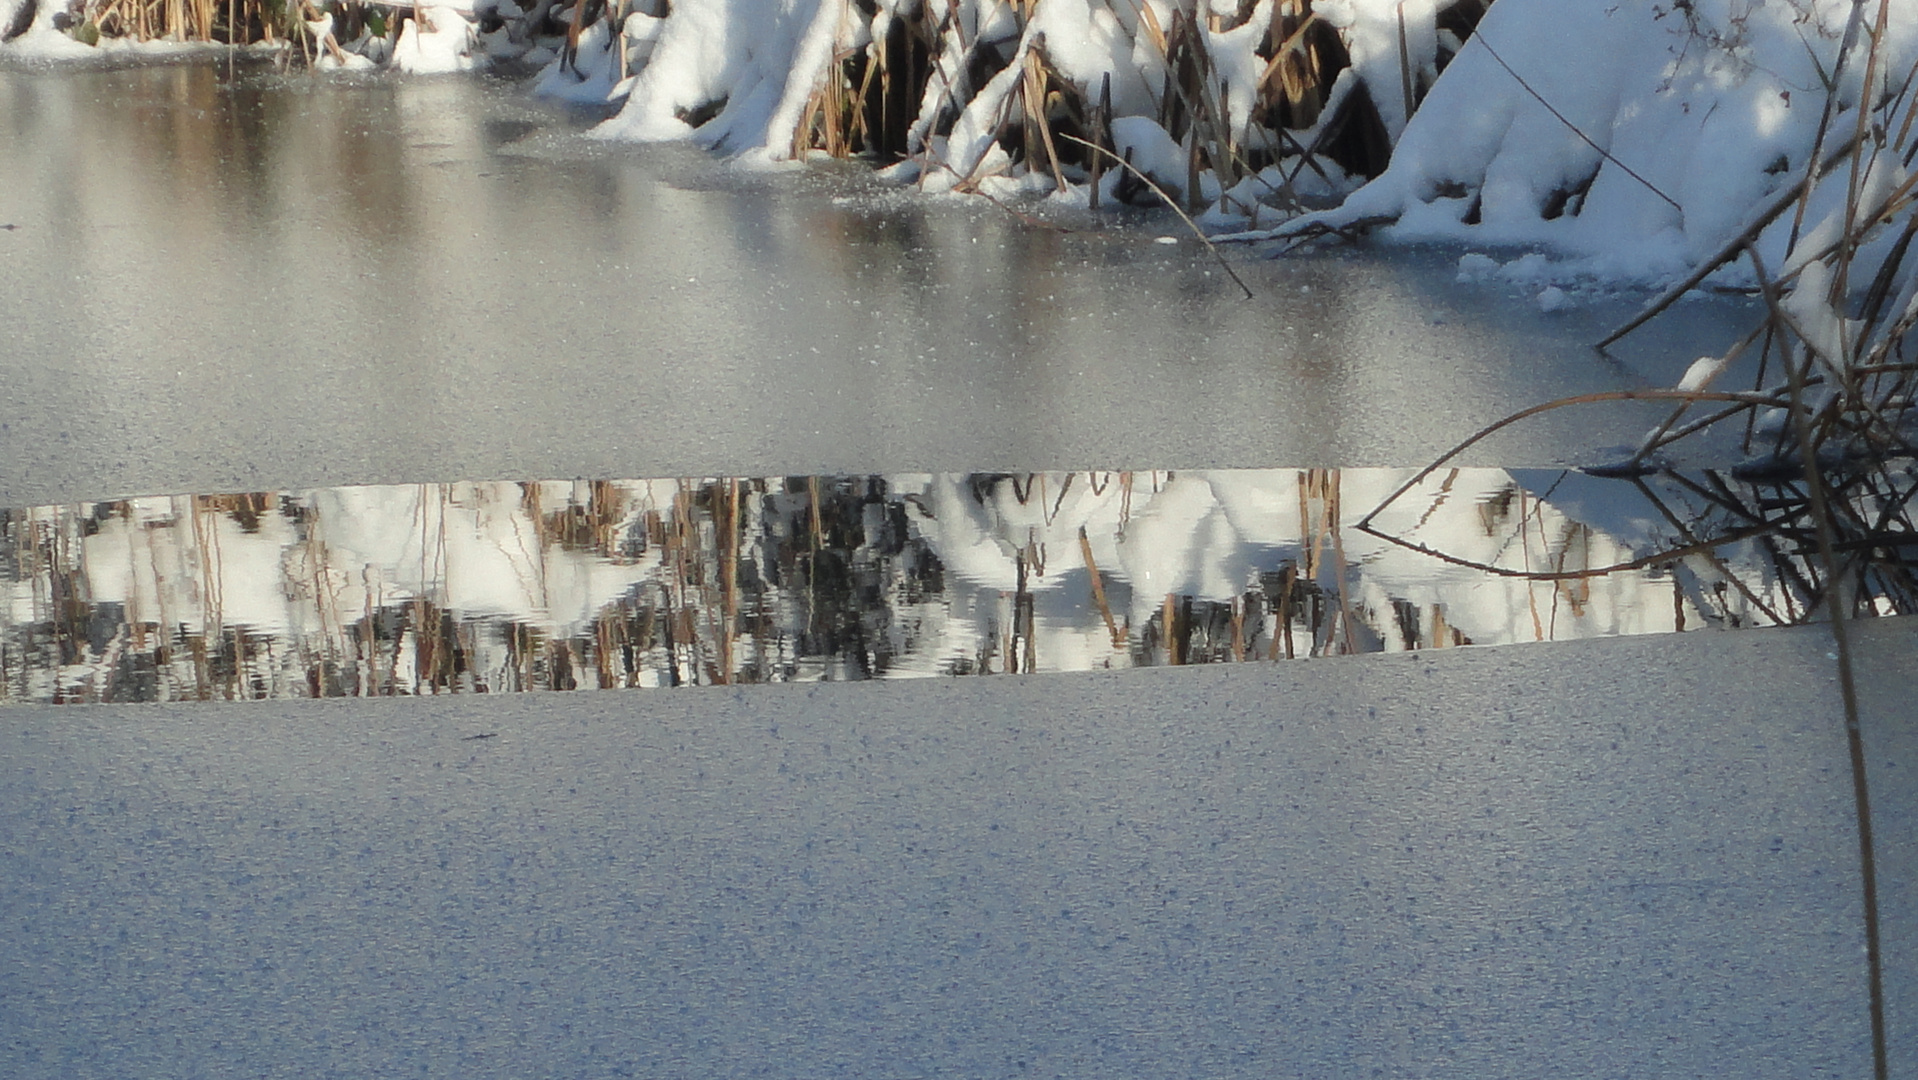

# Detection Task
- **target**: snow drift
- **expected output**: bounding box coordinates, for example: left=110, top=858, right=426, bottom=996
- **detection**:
left=1271, top=0, right=1918, bottom=281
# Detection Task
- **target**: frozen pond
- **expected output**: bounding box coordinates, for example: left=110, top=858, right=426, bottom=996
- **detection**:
left=0, top=64, right=1764, bottom=509
left=0, top=62, right=1909, bottom=1080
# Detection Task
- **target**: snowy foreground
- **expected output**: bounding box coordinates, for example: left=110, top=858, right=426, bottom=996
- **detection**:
left=3, top=616, right=1913, bottom=1077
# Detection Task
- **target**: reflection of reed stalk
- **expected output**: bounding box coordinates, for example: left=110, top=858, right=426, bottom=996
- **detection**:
left=1078, top=525, right=1124, bottom=648
left=1271, top=563, right=1296, bottom=660
left=1229, top=596, right=1246, bottom=661
left=1160, top=592, right=1179, bottom=665
left=1322, top=470, right=1359, bottom=654
left=1516, top=488, right=1546, bottom=641
left=719, top=478, right=739, bottom=683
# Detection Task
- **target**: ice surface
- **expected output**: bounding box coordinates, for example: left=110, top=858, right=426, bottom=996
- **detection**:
left=2, top=617, right=1910, bottom=1077
left=0, top=67, right=1774, bottom=509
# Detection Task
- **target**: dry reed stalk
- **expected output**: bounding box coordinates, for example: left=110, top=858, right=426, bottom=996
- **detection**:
left=1060, top=133, right=1255, bottom=297
left=1260, top=9, right=1325, bottom=127
left=1394, top=0, right=1414, bottom=124
left=1021, top=45, right=1068, bottom=192
left=1087, top=72, right=1110, bottom=208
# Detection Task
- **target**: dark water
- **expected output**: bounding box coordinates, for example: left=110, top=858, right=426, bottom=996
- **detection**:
left=7, top=465, right=1912, bottom=702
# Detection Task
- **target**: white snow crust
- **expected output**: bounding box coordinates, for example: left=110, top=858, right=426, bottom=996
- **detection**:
left=587, top=0, right=1455, bottom=191
left=1281, top=1, right=1918, bottom=285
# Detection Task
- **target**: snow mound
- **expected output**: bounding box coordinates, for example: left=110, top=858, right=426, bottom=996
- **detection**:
left=1272, top=0, right=1918, bottom=283
left=589, top=0, right=1461, bottom=199
left=1, top=0, right=102, bottom=60
left=393, top=3, right=479, bottom=74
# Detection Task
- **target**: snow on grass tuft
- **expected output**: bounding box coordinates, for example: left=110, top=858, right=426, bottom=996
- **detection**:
left=1272, top=1, right=1918, bottom=285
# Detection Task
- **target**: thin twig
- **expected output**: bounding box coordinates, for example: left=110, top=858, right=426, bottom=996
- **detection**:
left=1474, top=33, right=1681, bottom=213
left=1060, top=133, right=1255, bottom=299
left=1597, top=138, right=1865, bottom=349
left=1358, top=518, right=1781, bottom=582
left=1355, top=387, right=1796, bottom=535
left=1752, top=206, right=1892, bottom=1080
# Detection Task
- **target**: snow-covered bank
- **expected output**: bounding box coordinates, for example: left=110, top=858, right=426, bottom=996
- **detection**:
left=0, top=0, right=547, bottom=74
left=583, top=0, right=1469, bottom=202
left=1259, top=1, right=1918, bottom=283
left=567, top=0, right=1913, bottom=286
left=17, top=0, right=1909, bottom=293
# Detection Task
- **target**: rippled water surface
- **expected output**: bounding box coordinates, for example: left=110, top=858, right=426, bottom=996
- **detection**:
left=7, top=466, right=1912, bottom=702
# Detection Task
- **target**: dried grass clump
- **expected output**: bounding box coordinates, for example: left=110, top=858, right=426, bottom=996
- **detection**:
left=574, top=0, right=1488, bottom=218
left=30, top=0, right=312, bottom=46
left=793, top=0, right=1488, bottom=209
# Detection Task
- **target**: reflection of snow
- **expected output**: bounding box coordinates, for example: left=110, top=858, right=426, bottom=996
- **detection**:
left=2, top=467, right=1795, bottom=703
left=917, top=469, right=1695, bottom=665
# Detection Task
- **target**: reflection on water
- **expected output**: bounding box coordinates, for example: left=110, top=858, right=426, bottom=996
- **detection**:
left=0, top=66, right=1769, bottom=512
left=7, top=467, right=1911, bottom=703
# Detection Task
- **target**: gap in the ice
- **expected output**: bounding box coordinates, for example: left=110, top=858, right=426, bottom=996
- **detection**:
left=4, top=467, right=1910, bottom=704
